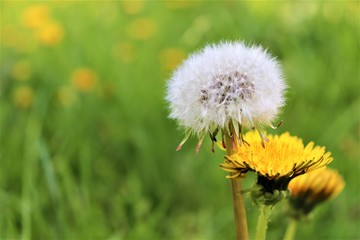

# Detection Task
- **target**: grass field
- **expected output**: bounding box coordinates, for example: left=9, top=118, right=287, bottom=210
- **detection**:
left=1, top=1, right=359, bottom=239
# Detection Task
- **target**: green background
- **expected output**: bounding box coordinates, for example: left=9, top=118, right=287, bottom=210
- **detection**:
left=1, top=1, right=359, bottom=239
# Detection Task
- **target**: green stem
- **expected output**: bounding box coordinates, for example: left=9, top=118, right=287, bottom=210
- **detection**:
left=225, top=122, right=248, bottom=240
left=255, top=205, right=272, bottom=240
left=283, top=219, right=297, bottom=240
left=230, top=177, right=248, bottom=240
left=21, top=115, right=41, bottom=240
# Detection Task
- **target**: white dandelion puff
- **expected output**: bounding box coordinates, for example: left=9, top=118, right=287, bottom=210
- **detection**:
left=166, top=41, right=287, bottom=152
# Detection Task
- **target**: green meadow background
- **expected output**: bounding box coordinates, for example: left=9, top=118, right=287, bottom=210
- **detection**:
left=1, top=1, right=359, bottom=239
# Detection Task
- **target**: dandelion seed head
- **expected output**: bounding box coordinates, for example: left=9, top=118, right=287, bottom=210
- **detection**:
left=166, top=41, right=286, bottom=137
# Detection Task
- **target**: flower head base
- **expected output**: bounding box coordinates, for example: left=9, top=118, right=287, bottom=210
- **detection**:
left=250, top=185, right=291, bottom=207
left=288, top=167, right=345, bottom=220
left=166, top=41, right=286, bottom=152
left=220, top=131, right=333, bottom=205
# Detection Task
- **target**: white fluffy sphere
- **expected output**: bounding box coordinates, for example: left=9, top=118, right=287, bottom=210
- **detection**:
left=166, top=41, right=286, bottom=139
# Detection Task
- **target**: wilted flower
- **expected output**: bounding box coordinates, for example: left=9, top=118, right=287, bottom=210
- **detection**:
left=166, top=41, right=286, bottom=152
left=288, top=167, right=345, bottom=219
left=220, top=131, right=333, bottom=206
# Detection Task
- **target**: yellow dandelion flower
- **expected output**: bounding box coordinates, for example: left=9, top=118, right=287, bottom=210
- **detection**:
left=21, top=4, right=50, bottom=29
left=127, top=18, right=157, bottom=40
left=11, top=61, right=31, bottom=81
left=13, top=86, right=34, bottom=109
left=221, top=131, right=333, bottom=179
left=220, top=131, right=333, bottom=205
left=159, top=48, right=186, bottom=71
left=71, top=68, right=97, bottom=92
left=35, top=21, right=64, bottom=46
left=288, top=167, right=345, bottom=219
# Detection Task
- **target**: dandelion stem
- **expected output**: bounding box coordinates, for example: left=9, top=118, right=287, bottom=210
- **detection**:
left=255, top=205, right=272, bottom=240
left=283, top=219, right=297, bottom=240
left=225, top=122, right=248, bottom=240
left=230, top=176, right=249, bottom=240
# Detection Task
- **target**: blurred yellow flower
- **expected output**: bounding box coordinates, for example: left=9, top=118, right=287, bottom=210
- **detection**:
left=57, top=86, right=77, bottom=107
left=288, top=167, right=345, bottom=218
left=13, top=86, right=34, bottom=109
left=11, top=61, right=31, bottom=81
left=127, top=18, right=157, bottom=40
left=1, top=25, right=37, bottom=52
left=122, top=1, right=145, bottom=15
left=112, top=42, right=136, bottom=63
left=35, top=21, right=64, bottom=46
left=21, top=4, right=50, bottom=29
left=71, top=68, right=97, bottom=92
left=159, top=48, right=186, bottom=71
left=20, top=5, right=64, bottom=46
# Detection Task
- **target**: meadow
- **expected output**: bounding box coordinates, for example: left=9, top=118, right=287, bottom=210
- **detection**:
left=1, top=1, right=359, bottom=239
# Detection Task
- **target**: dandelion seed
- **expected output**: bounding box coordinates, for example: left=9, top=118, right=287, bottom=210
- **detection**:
left=166, top=41, right=286, bottom=152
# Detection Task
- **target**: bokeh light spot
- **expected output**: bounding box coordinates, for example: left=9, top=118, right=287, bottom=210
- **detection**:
left=21, top=4, right=50, bottom=29
left=71, top=68, right=98, bottom=92
left=12, top=86, right=34, bottom=109
left=159, top=48, right=186, bottom=71
left=127, top=18, right=157, bottom=40
left=35, top=21, right=64, bottom=46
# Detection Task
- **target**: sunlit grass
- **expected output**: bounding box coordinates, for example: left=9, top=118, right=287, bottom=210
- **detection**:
left=1, top=1, right=359, bottom=239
